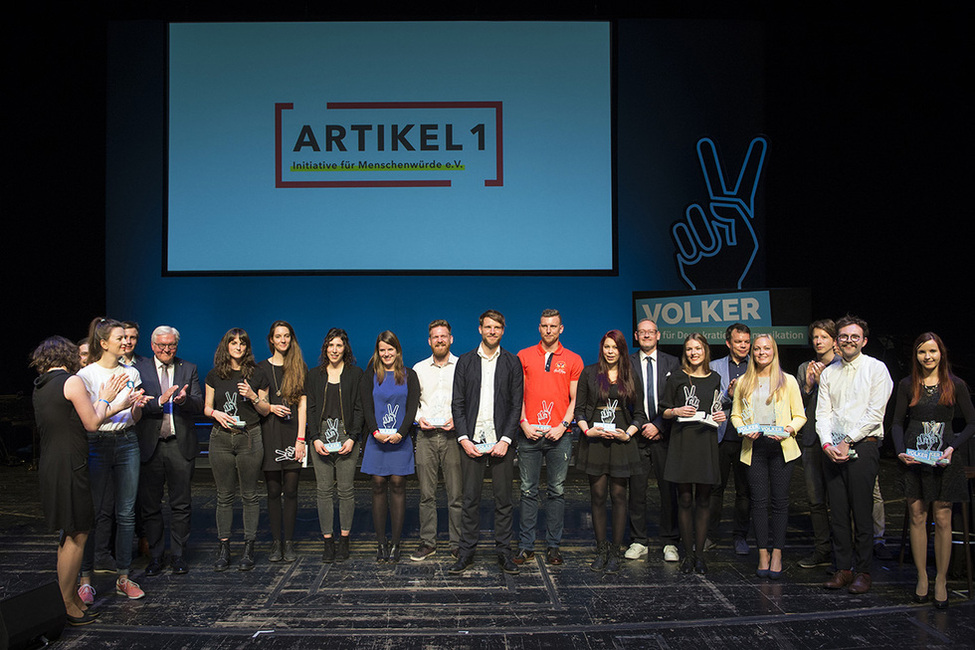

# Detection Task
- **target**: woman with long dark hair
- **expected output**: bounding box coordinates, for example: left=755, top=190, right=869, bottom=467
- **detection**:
left=31, top=336, right=133, bottom=624
left=204, top=328, right=268, bottom=571
left=359, top=331, right=420, bottom=563
left=76, top=317, right=151, bottom=602
left=305, top=328, right=364, bottom=563
left=574, top=330, right=646, bottom=573
left=730, top=335, right=805, bottom=579
left=257, top=320, right=307, bottom=562
left=661, top=332, right=726, bottom=574
left=892, top=332, right=975, bottom=608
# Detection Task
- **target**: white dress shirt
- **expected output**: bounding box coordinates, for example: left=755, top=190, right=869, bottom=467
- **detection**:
left=816, top=352, right=893, bottom=446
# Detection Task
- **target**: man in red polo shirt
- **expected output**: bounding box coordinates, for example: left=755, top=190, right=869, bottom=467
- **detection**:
left=514, top=309, right=584, bottom=566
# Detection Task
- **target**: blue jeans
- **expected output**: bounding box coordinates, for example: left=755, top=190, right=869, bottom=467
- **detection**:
left=517, top=434, right=572, bottom=550
left=81, top=429, right=140, bottom=576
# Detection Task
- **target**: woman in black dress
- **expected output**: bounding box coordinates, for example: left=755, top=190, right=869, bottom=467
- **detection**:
left=892, top=332, right=975, bottom=608
left=575, top=330, right=646, bottom=573
left=257, top=320, right=307, bottom=562
left=661, top=333, right=726, bottom=574
left=30, top=336, right=131, bottom=625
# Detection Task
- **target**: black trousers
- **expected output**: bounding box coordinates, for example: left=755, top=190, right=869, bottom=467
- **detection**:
left=628, top=440, right=679, bottom=546
left=139, top=437, right=195, bottom=559
left=708, top=438, right=751, bottom=540
left=823, top=439, right=879, bottom=574
left=458, top=447, right=514, bottom=558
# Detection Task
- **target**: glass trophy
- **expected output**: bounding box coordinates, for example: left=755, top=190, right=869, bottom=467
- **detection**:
left=829, top=418, right=857, bottom=459
left=223, top=392, right=245, bottom=427
left=322, top=417, right=344, bottom=453
left=677, top=385, right=705, bottom=422
left=594, top=399, right=618, bottom=432
left=474, top=426, right=497, bottom=454
left=427, top=393, right=450, bottom=428
left=702, top=389, right=722, bottom=428
left=533, top=399, right=553, bottom=433
left=907, top=421, right=946, bottom=466
left=379, top=404, right=400, bottom=439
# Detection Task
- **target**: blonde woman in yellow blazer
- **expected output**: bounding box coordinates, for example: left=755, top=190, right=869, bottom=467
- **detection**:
left=731, top=335, right=806, bottom=579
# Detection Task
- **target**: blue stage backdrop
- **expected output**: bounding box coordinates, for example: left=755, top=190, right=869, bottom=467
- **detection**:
left=106, top=19, right=765, bottom=371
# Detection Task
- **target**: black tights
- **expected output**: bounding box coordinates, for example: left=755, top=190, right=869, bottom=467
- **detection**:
left=372, top=475, right=406, bottom=543
left=265, top=469, right=300, bottom=542
left=589, top=474, right=628, bottom=547
left=677, top=482, right=712, bottom=557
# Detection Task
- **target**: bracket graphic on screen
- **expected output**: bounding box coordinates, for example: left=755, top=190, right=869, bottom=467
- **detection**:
left=274, top=101, right=503, bottom=188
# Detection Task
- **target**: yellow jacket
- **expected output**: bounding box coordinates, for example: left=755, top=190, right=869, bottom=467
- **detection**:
left=731, top=373, right=806, bottom=465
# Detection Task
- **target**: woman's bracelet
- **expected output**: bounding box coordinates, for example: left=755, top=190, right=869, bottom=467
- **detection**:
left=98, top=398, right=111, bottom=407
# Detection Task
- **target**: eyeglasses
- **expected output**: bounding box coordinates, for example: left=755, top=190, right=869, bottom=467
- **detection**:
left=636, top=330, right=658, bottom=337
left=153, top=343, right=178, bottom=350
left=837, top=334, right=862, bottom=343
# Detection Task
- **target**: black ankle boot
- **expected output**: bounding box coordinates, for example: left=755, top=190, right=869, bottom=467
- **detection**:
left=605, top=545, right=621, bottom=574
left=214, top=540, right=231, bottom=572
left=337, top=535, right=350, bottom=562
left=322, top=538, right=336, bottom=564
left=239, top=540, right=256, bottom=571
left=268, top=540, right=283, bottom=562
left=376, top=539, right=389, bottom=563
left=590, top=541, right=609, bottom=572
left=283, top=540, right=297, bottom=562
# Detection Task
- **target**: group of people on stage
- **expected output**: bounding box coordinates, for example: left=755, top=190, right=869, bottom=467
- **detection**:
left=30, top=310, right=974, bottom=625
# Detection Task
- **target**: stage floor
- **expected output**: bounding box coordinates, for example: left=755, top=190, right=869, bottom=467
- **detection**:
left=1, top=456, right=972, bottom=649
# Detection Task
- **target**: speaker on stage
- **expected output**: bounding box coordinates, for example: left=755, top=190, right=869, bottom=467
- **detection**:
left=0, top=581, right=66, bottom=650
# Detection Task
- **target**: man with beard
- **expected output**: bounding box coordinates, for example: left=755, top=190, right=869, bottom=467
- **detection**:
left=410, top=320, right=463, bottom=561
left=449, top=310, right=524, bottom=575
left=817, top=315, right=892, bottom=595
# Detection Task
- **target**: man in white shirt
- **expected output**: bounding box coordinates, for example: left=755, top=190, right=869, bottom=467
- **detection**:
left=817, top=315, right=893, bottom=595
left=410, top=320, right=463, bottom=562
left=449, top=310, right=524, bottom=575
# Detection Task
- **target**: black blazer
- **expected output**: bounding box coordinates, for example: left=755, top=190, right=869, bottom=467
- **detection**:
left=359, top=367, right=420, bottom=441
left=451, top=347, right=524, bottom=444
left=629, top=350, right=681, bottom=439
left=305, top=364, right=365, bottom=442
left=134, top=355, right=203, bottom=462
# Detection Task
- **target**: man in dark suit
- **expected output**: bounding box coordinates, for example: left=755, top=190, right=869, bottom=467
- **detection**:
left=625, top=318, right=682, bottom=563
left=449, top=310, right=524, bottom=575
left=134, top=325, right=203, bottom=576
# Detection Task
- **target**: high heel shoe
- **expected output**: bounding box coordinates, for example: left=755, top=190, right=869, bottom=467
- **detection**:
left=756, top=567, right=770, bottom=578
left=912, top=591, right=930, bottom=604
left=680, top=554, right=695, bottom=574
left=376, top=539, right=389, bottom=563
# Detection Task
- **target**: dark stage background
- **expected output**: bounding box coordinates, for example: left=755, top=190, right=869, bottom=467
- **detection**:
left=5, top=2, right=972, bottom=396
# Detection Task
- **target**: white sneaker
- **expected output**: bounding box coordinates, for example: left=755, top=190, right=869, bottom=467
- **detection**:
left=662, top=545, right=680, bottom=562
left=623, top=542, right=648, bottom=559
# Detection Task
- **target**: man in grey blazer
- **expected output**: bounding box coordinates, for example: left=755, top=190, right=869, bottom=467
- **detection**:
left=625, top=318, right=682, bottom=563
left=134, top=325, right=203, bottom=576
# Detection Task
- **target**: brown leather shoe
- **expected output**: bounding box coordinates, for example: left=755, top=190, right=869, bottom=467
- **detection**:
left=824, top=569, right=853, bottom=589
left=848, top=572, right=871, bottom=594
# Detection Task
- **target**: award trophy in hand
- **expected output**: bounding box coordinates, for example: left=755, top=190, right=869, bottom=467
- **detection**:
left=323, top=417, right=343, bottom=453
left=595, top=399, right=618, bottom=432
left=223, top=391, right=245, bottom=428
left=534, top=400, right=553, bottom=433
left=678, top=385, right=704, bottom=423
left=907, top=421, right=947, bottom=466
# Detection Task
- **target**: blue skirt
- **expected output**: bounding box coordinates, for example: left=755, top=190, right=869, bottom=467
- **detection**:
left=361, top=433, right=415, bottom=476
